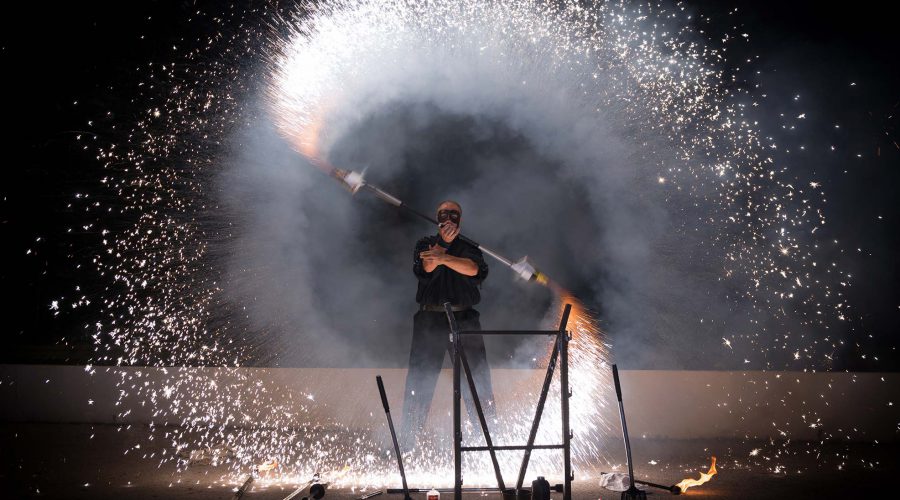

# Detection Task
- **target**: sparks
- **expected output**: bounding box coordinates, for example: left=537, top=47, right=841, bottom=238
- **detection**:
left=73, top=0, right=863, bottom=482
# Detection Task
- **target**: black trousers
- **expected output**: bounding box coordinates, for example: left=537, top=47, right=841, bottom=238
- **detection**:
left=400, top=309, right=496, bottom=450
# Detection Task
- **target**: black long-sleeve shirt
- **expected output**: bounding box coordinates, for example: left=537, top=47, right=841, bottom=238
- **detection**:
left=413, top=234, right=489, bottom=306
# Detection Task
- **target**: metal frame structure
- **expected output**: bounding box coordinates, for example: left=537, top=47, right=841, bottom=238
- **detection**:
left=444, top=302, right=573, bottom=500
left=378, top=303, right=574, bottom=500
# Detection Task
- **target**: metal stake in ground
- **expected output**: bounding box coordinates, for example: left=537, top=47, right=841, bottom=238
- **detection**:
left=282, top=473, right=321, bottom=500
left=376, top=376, right=412, bottom=500
left=232, top=472, right=255, bottom=500
left=612, top=364, right=647, bottom=500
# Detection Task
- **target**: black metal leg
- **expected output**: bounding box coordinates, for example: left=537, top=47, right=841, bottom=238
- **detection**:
left=515, top=341, right=558, bottom=490
left=373, top=302, right=574, bottom=500
left=455, top=346, right=506, bottom=491
left=613, top=364, right=643, bottom=499
left=559, top=324, right=572, bottom=500
left=444, top=303, right=463, bottom=500
left=514, top=303, right=572, bottom=491
left=454, top=341, right=462, bottom=500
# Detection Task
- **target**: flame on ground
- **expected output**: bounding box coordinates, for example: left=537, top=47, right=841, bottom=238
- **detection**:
left=675, top=456, right=717, bottom=493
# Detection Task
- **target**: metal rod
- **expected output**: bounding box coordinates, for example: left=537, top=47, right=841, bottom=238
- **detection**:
left=232, top=474, right=254, bottom=500
left=364, top=185, right=477, bottom=245
left=456, top=330, right=558, bottom=336
left=452, top=344, right=506, bottom=490
left=361, top=185, right=518, bottom=270
left=599, top=474, right=682, bottom=495
left=376, top=376, right=412, bottom=500
left=332, top=168, right=552, bottom=281
left=357, top=491, right=385, bottom=500
left=612, top=365, right=637, bottom=492
left=282, top=478, right=315, bottom=500
left=515, top=338, right=561, bottom=489
left=472, top=243, right=513, bottom=267
left=559, top=304, right=572, bottom=500
left=387, top=486, right=565, bottom=495
left=388, top=488, right=495, bottom=494
left=364, top=184, right=404, bottom=207
left=462, top=444, right=564, bottom=451
left=444, top=302, right=463, bottom=500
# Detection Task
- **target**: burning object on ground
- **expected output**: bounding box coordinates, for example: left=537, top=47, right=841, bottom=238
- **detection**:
left=674, top=457, right=717, bottom=493
left=607, top=364, right=718, bottom=496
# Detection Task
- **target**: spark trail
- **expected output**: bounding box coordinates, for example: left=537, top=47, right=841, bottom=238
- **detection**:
left=65, top=0, right=870, bottom=486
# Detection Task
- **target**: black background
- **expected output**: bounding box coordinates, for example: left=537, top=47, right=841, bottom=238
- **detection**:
left=1, top=1, right=897, bottom=369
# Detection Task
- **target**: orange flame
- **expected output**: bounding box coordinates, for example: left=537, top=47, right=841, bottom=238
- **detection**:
left=674, top=456, right=717, bottom=493
left=294, top=111, right=336, bottom=173
left=295, top=111, right=323, bottom=159
left=271, top=95, right=338, bottom=175
left=556, top=291, right=600, bottom=336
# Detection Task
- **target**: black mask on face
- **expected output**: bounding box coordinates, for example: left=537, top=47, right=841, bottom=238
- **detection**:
left=437, top=209, right=461, bottom=224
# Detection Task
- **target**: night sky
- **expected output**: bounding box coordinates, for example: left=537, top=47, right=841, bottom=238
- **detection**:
left=1, top=0, right=897, bottom=370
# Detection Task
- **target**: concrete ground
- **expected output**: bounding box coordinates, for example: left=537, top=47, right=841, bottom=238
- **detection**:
left=1, top=423, right=896, bottom=500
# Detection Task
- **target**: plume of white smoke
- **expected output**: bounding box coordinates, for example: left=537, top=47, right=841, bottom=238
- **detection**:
left=225, top=0, right=753, bottom=371
left=84, top=0, right=862, bottom=481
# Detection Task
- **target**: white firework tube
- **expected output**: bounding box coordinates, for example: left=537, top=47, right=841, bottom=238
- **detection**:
left=510, top=256, right=537, bottom=281
left=365, top=185, right=403, bottom=206
left=343, top=170, right=365, bottom=194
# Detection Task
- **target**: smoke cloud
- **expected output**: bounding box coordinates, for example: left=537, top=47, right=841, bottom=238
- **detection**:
left=216, top=1, right=785, bottom=370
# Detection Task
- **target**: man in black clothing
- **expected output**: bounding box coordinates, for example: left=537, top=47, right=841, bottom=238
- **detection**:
left=401, top=200, right=496, bottom=450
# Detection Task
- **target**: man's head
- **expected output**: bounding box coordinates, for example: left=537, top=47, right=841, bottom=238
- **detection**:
left=437, top=200, right=462, bottom=227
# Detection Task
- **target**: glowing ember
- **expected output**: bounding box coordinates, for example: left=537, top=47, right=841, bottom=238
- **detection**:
left=675, top=456, right=717, bottom=493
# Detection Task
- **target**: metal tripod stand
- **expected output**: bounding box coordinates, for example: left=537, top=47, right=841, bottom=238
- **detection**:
left=445, top=302, right=573, bottom=500
left=377, top=303, right=574, bottom=500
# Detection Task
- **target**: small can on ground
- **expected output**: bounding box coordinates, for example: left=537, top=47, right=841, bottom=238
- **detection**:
left=532, top=476, right=551, bottom=500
